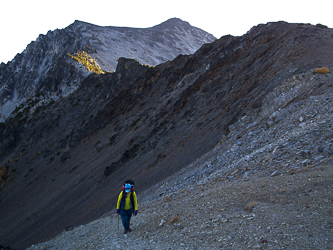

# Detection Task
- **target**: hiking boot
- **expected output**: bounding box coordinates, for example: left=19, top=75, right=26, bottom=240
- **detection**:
left=124, top=229, right=128, bottom=234
left=128, top=227, right=132, bottom=232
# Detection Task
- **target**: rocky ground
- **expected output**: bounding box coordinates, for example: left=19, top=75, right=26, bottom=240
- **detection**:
left=25, top=165, right=333, bottom=250
left=3, top=22, right=333, bottom=249
left=25, top=70, right=333, bottom=249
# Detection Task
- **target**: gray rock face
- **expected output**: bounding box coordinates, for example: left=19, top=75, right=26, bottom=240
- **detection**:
left=68, top=18, right=215, bottom=71
left=0, top=18, right=215, bottom=121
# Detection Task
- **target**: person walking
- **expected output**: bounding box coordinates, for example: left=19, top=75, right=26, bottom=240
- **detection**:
left=116, top=180, right=138, bottom=234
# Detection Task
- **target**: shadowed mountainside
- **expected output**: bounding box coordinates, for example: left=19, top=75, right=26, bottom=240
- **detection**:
left=0, top=18, right=215, bottom=122
left=0, top=21, right=333, bottom=249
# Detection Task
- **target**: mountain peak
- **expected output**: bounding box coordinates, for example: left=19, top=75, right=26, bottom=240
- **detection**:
left=159, top=17, right=188, bottom=25
left=0, top=18, right=215, bottom=122
left=153, top=17, right=192, bottom=29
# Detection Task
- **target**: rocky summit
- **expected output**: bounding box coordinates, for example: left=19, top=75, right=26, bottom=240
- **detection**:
left=1, top=21, right=333, bottom=249
left=0, top=18, right=215, bottom=122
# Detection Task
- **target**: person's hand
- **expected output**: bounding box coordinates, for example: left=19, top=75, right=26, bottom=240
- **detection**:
left=116, top=209, right=120, bottom=214
left=134, top=210, right=138, bottom=216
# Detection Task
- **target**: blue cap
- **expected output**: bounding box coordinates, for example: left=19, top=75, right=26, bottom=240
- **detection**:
left=125, top=183, right=131, bottom=192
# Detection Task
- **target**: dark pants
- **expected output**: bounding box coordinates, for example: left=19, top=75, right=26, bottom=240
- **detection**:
left=120, top=208, right=133, bottom=230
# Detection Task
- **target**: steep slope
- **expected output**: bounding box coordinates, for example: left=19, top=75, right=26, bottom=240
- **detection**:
left=0, top=18, right=215, bottom=122
left=26, top=86, right=333, bottom=249
left=0, top=22, right=333, bottom=249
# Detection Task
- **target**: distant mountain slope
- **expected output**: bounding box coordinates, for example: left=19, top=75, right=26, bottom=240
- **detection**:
left=0, top=18, right=215, bottom=121
left=0, top=21, right=332, bottom=249
left=68, top=18, right=215, bottom=71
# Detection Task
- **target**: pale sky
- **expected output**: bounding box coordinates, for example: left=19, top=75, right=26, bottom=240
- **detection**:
left=1, top=0, right=332, bottom=64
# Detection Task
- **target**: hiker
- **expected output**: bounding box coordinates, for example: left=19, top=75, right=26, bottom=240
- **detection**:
left=116, top=180, right=138, bottom=234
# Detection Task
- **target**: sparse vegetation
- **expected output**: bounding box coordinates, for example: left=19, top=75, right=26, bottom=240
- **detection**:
left=169, top=215, right=180, bottom=225
left=68, top=51, right=105, bottom=74
left=245, top=201, right=259, bottom=212
left=162, top=196, right=170, bottom=202
left=314, top=67, right=330, bottom=74
left=0, top=166, right=6, bottom=180
left=0, top=165, right=15, bottom=190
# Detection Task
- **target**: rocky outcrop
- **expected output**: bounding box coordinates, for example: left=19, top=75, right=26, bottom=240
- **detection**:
left=0, top=21, right=332, bottom=249
left=0, top=18, right=215, bottom=121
